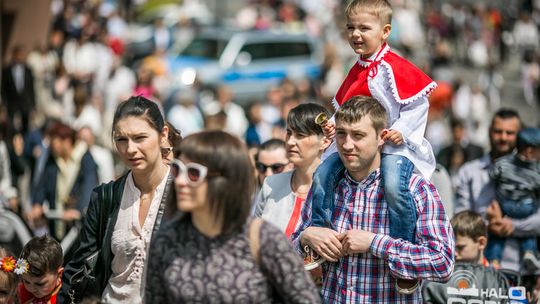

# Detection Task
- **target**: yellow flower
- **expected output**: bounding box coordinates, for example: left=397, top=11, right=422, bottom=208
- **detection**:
left=1, top=256, right=16, bottom=272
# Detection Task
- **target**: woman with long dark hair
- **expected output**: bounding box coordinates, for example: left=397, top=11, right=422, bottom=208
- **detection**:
left=60, top=96, right=173, bottom=303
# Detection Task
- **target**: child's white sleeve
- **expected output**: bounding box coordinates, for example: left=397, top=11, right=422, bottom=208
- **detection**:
left=389, top=96, right=429, bottom=146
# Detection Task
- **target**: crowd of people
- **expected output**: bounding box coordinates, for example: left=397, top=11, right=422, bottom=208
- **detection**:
left=0, top=0, right=540, bottom=303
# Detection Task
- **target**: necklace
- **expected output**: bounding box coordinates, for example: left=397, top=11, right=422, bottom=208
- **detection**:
left=140, top=193, right=153, bottom=204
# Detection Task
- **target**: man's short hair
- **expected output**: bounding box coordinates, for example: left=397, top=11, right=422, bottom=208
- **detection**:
left=20, top=235, right=63, bottom=277
left=335, top=95, right=388, bottom=133
left=451, top=211, right=487, bottom=241
left=490, top=108, right=521, bottom=128
left=254, top=139, right=286, bottom=162
left=345, top=0, right=393, bottom=25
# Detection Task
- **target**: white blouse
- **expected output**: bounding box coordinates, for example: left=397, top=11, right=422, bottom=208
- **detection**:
left=101, top=169, right=169, bottom=303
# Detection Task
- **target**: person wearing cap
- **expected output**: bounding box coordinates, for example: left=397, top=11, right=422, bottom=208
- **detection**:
left=484, top=127, right=540, bottom=270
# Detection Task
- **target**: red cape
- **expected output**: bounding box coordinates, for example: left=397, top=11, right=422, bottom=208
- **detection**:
left=334, top=47, right=436, bottom=107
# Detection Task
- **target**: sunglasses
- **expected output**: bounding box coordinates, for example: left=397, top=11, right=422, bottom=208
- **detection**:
left=171, top=159, right=210, bottom=187
left=255, top=162, right=289, bottom=174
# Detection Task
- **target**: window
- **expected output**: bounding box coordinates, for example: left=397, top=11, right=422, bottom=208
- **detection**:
left=240, top=42, right=312, bottom=60
left=180, top=37, right=227, bottom=59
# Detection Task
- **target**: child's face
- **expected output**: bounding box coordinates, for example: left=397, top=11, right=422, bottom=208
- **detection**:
left=346, top=10, right=391, bottom=58
left=21, top=268, right=62, bottom=299
left=455, top=234, right=486, bottom=263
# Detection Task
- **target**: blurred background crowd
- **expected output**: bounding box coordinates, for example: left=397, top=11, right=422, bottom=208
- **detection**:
left=0, top=0, right=539, bottom=286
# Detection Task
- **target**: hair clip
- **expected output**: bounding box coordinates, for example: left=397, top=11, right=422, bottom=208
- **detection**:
left=14, top=258, right=29, bottom=275
left=314, top=113, right=328, bottom=126
left=0, top=256, right=16, bottom=273
left=1, top=256, right=29, bottom=275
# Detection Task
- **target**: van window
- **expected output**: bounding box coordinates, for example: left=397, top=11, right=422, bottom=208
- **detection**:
left=180, top=37, right=227, bottom=59
left=240, top=42, right=312, bottom=60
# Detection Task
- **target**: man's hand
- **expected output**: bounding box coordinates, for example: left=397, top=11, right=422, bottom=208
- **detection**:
left=341, top=229, right=376, bottom=255
left=300, top=227, right=344, bottom=261
left=382, top=129, right=404, bottom=145
left=27, top=204, right=44, bottom=223
left=63, top=209, right=82, bottom=222
left=489, top=217, right=514, bottom=237
left=322, top=121, right=336, bottom=140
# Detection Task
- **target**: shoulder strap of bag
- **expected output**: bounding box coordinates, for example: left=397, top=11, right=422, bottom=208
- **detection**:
left=97, top=173, right=127, bottom=248
left=152, top=172, right=174, bottom=236
left=249, top=218, right=263, bottom=265
left=97, top=180, right=114, bottom=248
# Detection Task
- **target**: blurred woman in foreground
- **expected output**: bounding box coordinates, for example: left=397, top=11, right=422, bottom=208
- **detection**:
left=145, top=130, right=320, bottom=303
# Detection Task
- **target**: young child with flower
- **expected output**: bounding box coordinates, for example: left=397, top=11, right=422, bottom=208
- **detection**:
left=16, top=235, right=63, bottom=304
left=0, top=247, right=19, bottom=304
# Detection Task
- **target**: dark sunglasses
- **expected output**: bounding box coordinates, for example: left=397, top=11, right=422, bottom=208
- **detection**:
left=255, top=162, right=289, bottom=174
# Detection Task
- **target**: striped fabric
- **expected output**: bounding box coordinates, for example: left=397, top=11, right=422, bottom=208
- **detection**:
left=292, top=169, right=455, bottom=303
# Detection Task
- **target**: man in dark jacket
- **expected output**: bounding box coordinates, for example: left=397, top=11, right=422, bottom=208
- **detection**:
left=1, top=45, right=36, bottom=134
left=437, top=118, right=484, bottom=176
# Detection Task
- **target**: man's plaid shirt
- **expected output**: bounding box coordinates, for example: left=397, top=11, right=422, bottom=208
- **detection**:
left=292, top=169, right=455, bottom=303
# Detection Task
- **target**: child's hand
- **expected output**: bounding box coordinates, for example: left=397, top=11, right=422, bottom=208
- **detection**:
left=486, top=200, right=503, bottom=221
left=322, top=121, right=336, bottom=140
left=382, top=129, right=403, bottom=145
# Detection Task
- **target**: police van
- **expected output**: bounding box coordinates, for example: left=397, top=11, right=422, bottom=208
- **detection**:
left=167, top=28, right=323, bottom=103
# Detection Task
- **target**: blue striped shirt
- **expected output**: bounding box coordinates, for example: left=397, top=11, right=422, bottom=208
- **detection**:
left=292, top=169, right=455, bottom=303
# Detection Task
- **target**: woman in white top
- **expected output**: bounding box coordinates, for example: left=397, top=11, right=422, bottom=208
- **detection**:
left=59, top=96, right=173, bottom=303
left=253, top=103, right=331, bottom=238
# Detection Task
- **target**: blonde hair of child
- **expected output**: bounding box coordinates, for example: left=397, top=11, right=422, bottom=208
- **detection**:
left=345, top=0, right=393, bottom=25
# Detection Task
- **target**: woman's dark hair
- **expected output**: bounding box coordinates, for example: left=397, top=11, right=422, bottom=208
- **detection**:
left=48, top=121, right=77, bottom=143
left=165, top=121, right=182, bottom=158
left=286, top=103, right=329, bottom=136
left=172, top=130, right=254, bottom=234
left=112, top=96, right=164, bottom=134
left=20, top=235, right=63, bottom=277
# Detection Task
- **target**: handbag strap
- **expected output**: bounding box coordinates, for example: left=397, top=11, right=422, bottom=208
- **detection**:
left=97, top=180, right=115, bottom=249
left=249, top=218, right=263, bottom=265
left=151, top=172, right=174, bottom=236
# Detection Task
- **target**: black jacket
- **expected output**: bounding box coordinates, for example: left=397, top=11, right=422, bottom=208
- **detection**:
left=59, top=172, right=173, bottom=303
left=1, top=64, right=35, bottom=113
left=58, top=174, right=127, bottom=303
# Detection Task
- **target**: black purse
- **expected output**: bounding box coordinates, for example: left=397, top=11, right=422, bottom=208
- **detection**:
left=67, top=181, right=115, bottom=304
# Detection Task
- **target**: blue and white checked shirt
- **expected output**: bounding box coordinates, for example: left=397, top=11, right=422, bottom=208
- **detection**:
left=292, top=169, right=455, bottom=303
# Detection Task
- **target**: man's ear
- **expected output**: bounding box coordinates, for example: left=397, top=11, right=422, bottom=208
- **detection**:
left=477, top=236, right=488, bottom=250
left=378, top=129, right=388, bottom=147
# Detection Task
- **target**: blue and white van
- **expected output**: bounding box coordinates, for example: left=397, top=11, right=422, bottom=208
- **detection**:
left=167, top=28, right=323, bottom=103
